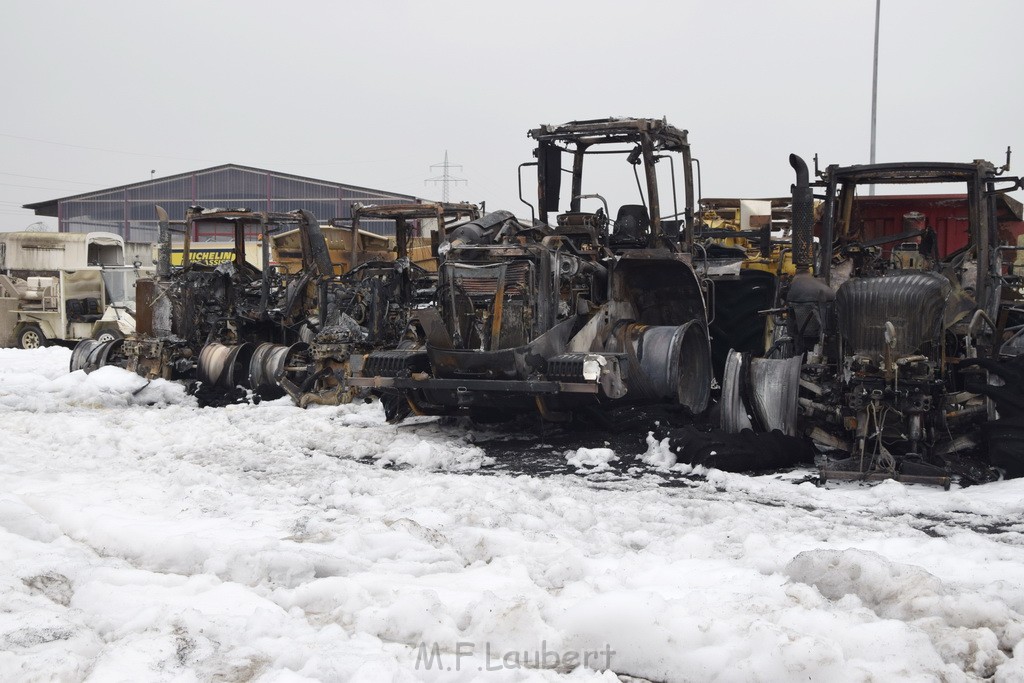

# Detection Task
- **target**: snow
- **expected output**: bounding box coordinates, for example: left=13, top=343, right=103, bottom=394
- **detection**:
left=564, top=447, right=617, bottom=471
left=2, top=347, right=1024, bottom=681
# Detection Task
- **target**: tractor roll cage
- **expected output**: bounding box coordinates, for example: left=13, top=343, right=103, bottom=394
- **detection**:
left=528, top=117, right=695, bottom=250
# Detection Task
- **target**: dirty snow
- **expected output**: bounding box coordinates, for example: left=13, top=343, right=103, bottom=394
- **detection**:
left=2, top=347, right=1024, bottom=681
left=564, top=447, right=618, bottom=471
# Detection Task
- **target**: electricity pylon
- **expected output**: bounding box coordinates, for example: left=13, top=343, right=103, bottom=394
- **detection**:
left=425, top=151, right=467, bottom=202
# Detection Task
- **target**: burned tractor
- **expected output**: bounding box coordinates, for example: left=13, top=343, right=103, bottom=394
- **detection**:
left=297, top=202, right=480, bottom=406
left=349, top=118, right=713, bottom=423
left=72, top=206, right=333, bottom=401
left=696, top=198, right=801, bottom=380
left=722, top=154, right=1024, bottom=485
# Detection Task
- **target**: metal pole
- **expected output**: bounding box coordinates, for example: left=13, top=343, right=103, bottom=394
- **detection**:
left=869, top=0, right=880, bottom=195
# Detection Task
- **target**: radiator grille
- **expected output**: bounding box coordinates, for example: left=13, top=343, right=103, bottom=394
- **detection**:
left=447, top=260, right=532, bottom=297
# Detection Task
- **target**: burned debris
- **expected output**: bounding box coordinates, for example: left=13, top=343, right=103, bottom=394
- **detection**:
left=71, top=206, right=333, bottom=402
left=67, top=200, right=484, bottom=407
left=297, top=201, right=480, bottom=407
left=694, top=198, right=799, bottom=380
left=719, top=154, right=1024, bottom=485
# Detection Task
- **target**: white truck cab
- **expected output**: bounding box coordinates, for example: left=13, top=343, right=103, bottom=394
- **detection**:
left=0, top=231, right=148, bottom=348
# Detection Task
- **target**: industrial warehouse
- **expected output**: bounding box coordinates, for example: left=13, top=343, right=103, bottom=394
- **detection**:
left=21, top=163, right=419, bottom=241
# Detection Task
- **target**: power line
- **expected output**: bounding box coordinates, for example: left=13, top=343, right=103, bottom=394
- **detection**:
left=1, top=132, right=408, bottom=168
left=0, top=180, right=88, bottom=191
left=0, top=171, right=100, bottom=186
left=425, top=151, right=467, bottom=202
left=0, top=132, right=217, bottom=163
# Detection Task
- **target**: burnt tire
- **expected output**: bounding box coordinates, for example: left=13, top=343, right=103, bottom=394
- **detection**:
left=983, top=418, right=1024, bottom=479
left=17, top=324, right=47, bottom=350
left=709, top=270, right=776, bottom=381
left=665, top=425, right=815, bottom=472
left=381, top=394, right=412, bottom=423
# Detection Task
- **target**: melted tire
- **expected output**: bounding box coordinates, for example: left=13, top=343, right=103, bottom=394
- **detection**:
left=188, top=381, right=249, bottom=409
left=983, top=418, right=1024, bottom=479
left=964, top=355, right=1024, bottom=477
left=382, top=394, right=412, bottom=423
left=665, top=425, right=815, bottom=472
left=709, top=270, right=776, bottom=381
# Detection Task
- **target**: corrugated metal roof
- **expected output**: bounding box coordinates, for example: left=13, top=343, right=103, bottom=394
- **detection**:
left=23, top=163, right=419, bottom=216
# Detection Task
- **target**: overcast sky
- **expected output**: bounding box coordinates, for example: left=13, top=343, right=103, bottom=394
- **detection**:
left=2, top=0, right=1021, bottom=230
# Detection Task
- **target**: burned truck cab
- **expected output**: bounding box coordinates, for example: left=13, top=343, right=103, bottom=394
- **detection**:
left=351, top=118, right=713, bottom=422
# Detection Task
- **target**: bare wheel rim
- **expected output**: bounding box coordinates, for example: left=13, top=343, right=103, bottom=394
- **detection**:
left=21, top=330, right=41, bottom=348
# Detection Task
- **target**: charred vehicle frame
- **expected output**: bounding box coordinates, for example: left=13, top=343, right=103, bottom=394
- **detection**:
left=72, top=206, right=333, bottom=401
left=349, top=117, right=713, bottom=423
left=722, top=153, right=1024, bottom=485
left=298, top=201, right=480, bottom=407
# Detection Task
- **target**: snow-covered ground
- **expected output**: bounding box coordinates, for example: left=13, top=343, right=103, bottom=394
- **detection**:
left=2, top=347, right=1024, bottom=682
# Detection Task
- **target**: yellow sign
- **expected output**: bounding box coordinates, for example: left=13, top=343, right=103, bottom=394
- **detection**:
left=170, top=248, right=235, bottom=267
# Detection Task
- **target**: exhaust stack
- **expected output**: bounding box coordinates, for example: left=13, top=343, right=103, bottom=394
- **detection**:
left=155, top=205, right=172, bottom=280
left=790, top=154, right=814, bottom=274
left=150, top=205, right=174, bottom=337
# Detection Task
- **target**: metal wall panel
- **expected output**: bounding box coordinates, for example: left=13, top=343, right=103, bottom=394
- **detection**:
left=58, top=167, right=416, bottom=243
left=853, top=195, right=970, bottom=258
left=195, top=168, right=266, bottom=207
left=60, top=199, right=125, bottom=235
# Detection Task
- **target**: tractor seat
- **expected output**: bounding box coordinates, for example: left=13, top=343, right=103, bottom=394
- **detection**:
left=610, top=205, right=650, bottom=246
